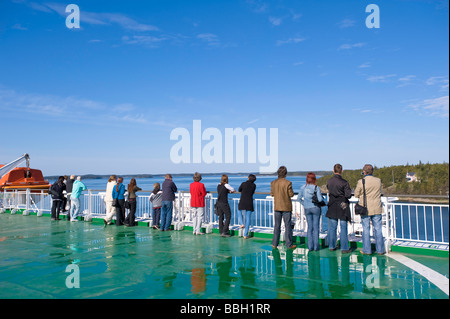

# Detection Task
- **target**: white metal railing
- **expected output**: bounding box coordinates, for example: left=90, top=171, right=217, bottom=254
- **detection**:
left=1, top=189, right=448, bottom=251
left=387, top=202, right=449, bottom=245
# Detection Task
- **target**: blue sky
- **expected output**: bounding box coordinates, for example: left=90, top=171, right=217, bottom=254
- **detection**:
left=0, top=0, right=448, bottom=175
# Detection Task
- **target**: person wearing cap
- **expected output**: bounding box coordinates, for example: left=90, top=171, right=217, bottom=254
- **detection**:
left=190, top=172, right=207, bottom=235
left=354, top=164, right=385, bottom=255
left=271, top=166, right=296, bottom=250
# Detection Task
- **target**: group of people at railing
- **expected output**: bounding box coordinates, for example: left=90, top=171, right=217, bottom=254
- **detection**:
left=48, top=163, right=385, bottom=255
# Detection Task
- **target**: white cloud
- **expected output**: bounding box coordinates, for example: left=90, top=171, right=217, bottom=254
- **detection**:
left=0, top=87, right=154, bottom=125
left=196, top=33, right=222, bottom=47
left=409, top=96, right=449, bottom=118
left=337, top=19, right=356, bottom=28
left=338, top=42, right=365, bottom=50
left=11, top=23, right=28, bottom=30
left=247, top=119, right=260, bottom=125
left=23, top=2, right=159, bottom=31
left=358, top=62, right=371, bottom=68
left=269, top=16, right=282, bottom=26
left=245, top=0, right=268, bottom=13
left=366, top=74, right=397, bottom=83
left=397, top=75, right=416, bottom=87
left=276, top=37, right=306, bottom=46
left=122, top=35, right=167, bottom=46
left=426, top=76, right=449, bottom=91
left=290, top=10, right=302, bottom=21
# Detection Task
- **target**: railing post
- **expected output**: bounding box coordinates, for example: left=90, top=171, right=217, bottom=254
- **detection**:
left=25, top=188, right=30, bottom=212
left=88, top=190, right=93, bottom=215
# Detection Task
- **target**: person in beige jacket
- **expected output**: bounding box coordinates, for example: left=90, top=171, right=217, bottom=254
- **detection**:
left=354, top=164, right=385, bottom=255
left=104, top=175, right=117, bottom=225
left=271, top=166, right=296, bottom=250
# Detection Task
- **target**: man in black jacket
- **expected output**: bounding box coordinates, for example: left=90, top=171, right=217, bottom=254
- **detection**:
left=325, top=164, right=352, bottom=253
left=161, top=174, right=178, bottom=231
left=50, top=176, right=66, bottom=221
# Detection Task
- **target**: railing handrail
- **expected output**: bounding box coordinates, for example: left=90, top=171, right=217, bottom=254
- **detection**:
left=2, top=188, right=448, bottom=250
left=60, top=189, right=450, bottom=199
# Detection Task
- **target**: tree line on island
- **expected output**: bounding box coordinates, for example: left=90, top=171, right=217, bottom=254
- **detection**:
left=316, top=162, right=449, bottom=196
left=45, top=162, right=449, bottom=196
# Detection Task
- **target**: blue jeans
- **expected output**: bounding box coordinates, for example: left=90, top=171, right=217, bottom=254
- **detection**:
left=305, top=207, right=321, bottom=251
left=152, top=207, right=161, bottom=227
left=328, top=218, right=349, bottom=251
left=237, top=210, right=244, bottom=225
left=161, top=201, right=173, bottom=231
left=361, top=214, right=385, bottom=254
left=70, top=197, right=80, bottom=220
left=272, top=211, right=293, bottom=248
left=240, top=210, right=253, bottom=237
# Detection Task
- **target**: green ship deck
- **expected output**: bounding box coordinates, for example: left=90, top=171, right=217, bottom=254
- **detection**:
left=0, top=213, right=448, bottom=300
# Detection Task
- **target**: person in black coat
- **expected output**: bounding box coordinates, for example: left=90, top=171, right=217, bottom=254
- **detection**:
left=238, top=174, right=256, bottom=239
left=49, top=176, right=66, bottom=221
left=325, top=164, right=352, bottom=253
left=216, top=174, right=235, bottom=237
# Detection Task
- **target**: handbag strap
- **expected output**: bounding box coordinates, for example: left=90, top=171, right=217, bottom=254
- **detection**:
left=115, top=183, right=122, bottom=199
left=362, top=178, right=367, bottom=207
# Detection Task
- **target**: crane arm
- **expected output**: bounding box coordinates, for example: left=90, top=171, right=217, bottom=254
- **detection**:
left=0, top=154, right=30, bottom=178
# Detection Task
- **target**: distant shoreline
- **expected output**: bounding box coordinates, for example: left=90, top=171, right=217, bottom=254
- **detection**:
left=45, top=171, right=333, bottom=180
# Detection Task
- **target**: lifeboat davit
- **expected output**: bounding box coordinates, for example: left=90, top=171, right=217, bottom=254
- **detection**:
left=0, top=156, right=51, bottom=192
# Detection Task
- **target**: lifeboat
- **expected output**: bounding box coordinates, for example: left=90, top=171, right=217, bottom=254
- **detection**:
left=0, top=154, right=51, bottom=192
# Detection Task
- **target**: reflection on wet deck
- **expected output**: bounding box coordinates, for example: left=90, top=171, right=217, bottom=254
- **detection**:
left=0, top=214, right=448, bottom=299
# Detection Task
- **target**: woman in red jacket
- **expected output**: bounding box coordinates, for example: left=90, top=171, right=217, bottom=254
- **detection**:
left=190, top=172, right=207, bottom=235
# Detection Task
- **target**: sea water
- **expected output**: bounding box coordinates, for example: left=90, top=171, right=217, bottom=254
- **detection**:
left=51, top=174, right=309, bottom=194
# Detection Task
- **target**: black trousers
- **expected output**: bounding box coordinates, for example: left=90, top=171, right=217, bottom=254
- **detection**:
left=217, top=202, right=231, bottom=235
left=125, top=199, right=137, bottom=226
left=115, top=199, right=125, bottom=226
left=51, top=200, right=63, bottom=219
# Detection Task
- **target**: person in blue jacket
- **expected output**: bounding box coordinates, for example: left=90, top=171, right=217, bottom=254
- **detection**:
left=70, top=176, right=87, bottom=221
left=299, top=172, right=324, bottom=251
left=112, top=177, right=126, bottom=226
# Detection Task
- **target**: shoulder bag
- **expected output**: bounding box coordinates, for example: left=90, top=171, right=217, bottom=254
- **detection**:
left=112, top=184, right=121, bottom=208
left=354, top=179, right=368, bottom=215
left=312, top=186, right=326, bottom=207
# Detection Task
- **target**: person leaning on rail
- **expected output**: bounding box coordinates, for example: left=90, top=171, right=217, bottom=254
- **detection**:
left=298, top=172, right=323, bottom=251
left=124, top=178, right=142, bottom=227
left=149, top=183, right=163, bottom=229
left=238, top=174, right=257, bottom=239
left=271, top=166, right=296, bottom=250
left=161, top=174, right=178, bottom=231
left=354, top=164, right=385, bottom=255
left=190, top=172, right=207, bottom=235
left=49, top=176, right=66, bottom=221
left=112, top=177, right=126, bottom=226
left=104, top=175, right=117, bottom=225
left=216, top=174, right=235, bottom=237
left=325, top=164, right=352, bottom=253
left=70, top=176, right=87, bottom=221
